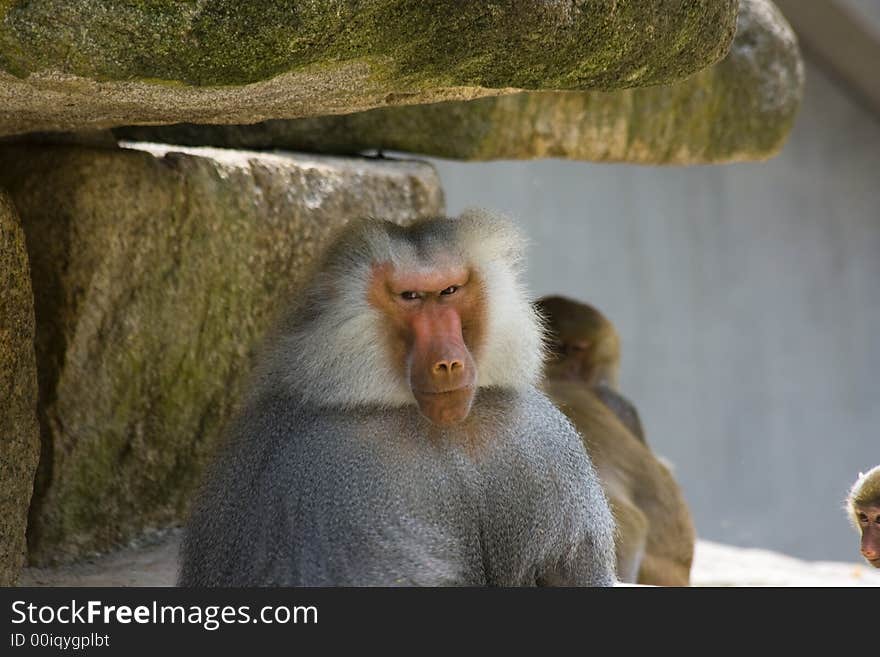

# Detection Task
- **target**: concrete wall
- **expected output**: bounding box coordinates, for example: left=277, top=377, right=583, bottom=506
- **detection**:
left=430, top=60, right=880, bottom=561
left=846, top=0, right=880, bottom=38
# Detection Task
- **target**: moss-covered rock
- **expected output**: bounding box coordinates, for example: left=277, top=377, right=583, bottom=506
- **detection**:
left=0, top=143, right=443, bottom=564
left=118, top=0, right=803, bottom=164
left=0, top=1, right=738, bottom=137
left=0, top=190, right=40, bottom=585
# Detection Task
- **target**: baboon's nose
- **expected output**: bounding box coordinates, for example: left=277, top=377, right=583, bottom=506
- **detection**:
left=432, top=359, right=463, bottom=376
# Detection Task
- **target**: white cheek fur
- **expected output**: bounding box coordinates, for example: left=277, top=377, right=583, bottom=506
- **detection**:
left=253, top=212, right=543, bottom=409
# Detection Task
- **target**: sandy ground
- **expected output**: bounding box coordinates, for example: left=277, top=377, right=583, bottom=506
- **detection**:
left=19, top=530, right=181, bottom=587
left=691, top=541, right=880, bottom=587
left=17, top=531, right=880, bottom=587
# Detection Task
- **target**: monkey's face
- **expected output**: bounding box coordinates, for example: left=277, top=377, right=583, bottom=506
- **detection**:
left=535, top=296, right=620, bottom=387
left=369, top=261, right=482, bottom=427
left=855, top=503, right=880, bottom=567
left=544, top=333, right=599, bottom=383
left=543, top=324, right=620, bottom=388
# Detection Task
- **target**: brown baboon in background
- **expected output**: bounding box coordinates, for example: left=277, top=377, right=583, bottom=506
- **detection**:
left=846, top=465, right=880, bottom=567
left=537, top=295, right=645, bottom=443
left=179, top=213, right=615, bottom=586
left=537, top=295, right=695, bottom=586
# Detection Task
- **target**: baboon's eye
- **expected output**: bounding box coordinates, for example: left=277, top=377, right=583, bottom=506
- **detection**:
left=547, top=340, right=565, bottom=356
left=858, top=512, right=868, bottom=523
left=440, top=285, right=459, bottom=296
left=401, top=291, right=420, bottom=301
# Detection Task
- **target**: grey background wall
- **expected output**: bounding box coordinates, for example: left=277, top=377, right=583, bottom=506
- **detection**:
left=429, top=59, right=880, bottom=561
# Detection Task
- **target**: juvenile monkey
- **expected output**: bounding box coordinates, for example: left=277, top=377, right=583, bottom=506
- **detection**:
left=536, top=296, right=645, bottom=443
left=537, top=295, right=694, bottom=586
left=846, top=465, right=880, bottom=568
left=179, top=212, right=615, bottom=586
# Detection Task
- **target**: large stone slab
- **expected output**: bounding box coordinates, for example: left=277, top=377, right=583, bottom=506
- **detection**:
left=0, top=190, right=40, bottom=585
left=0, top=1, right=739, bottom=137
left=117, top=0, right=802, bottom=165
left=0, top=143, right=444, bottom=564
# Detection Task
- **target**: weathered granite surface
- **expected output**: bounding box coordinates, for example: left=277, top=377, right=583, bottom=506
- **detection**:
left=0, top=143, right=443, bottom=564
left=0, top=190, right=40, bottom=585
left=0, top=1, right=739, bottom=137
left=118, top=0, right=803, bottom=164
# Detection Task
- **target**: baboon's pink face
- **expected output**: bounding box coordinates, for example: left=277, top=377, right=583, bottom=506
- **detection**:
left=856, top=503, right=880, bottom=567
left=369, top=262, right=485, bottom=427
